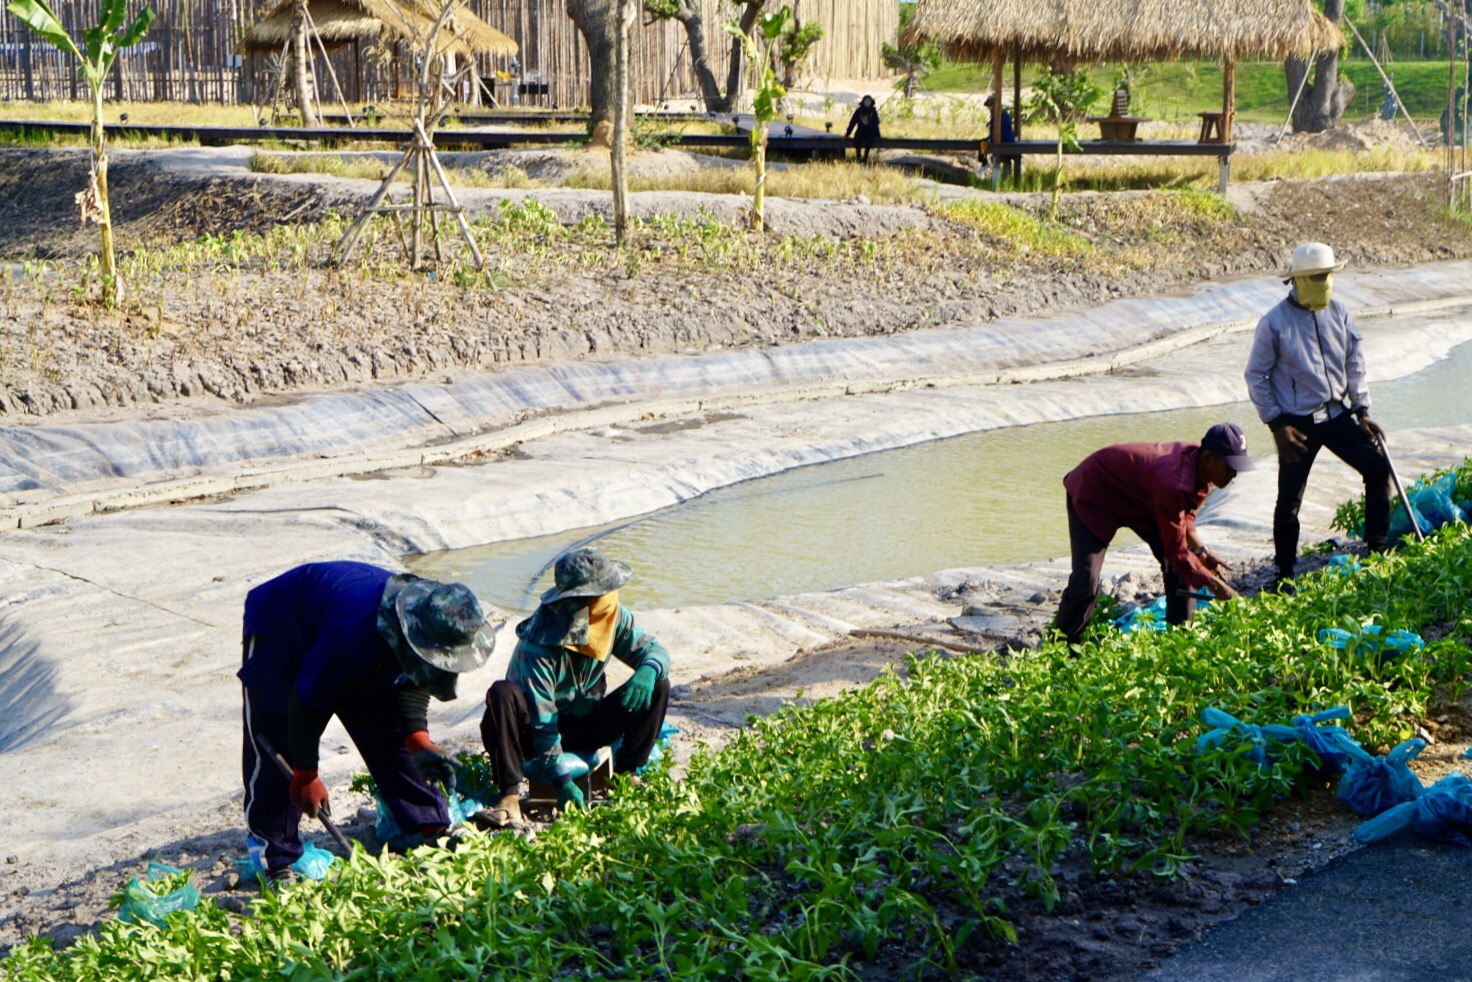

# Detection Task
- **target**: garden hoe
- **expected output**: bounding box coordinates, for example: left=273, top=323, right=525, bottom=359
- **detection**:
left=254, top=732, right=355, bottom=854
left=1376, top=433, right=1425, bottom=543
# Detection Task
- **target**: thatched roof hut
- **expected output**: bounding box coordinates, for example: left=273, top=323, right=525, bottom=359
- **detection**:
left=242, top=0, right=518, bottom=58
left=906, top=0, right=1342, bottom=64
left=908, top=0, right=1344, bottom=148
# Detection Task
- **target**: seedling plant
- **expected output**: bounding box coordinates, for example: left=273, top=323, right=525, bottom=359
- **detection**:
left=5, top=467, right=1470, bottom=979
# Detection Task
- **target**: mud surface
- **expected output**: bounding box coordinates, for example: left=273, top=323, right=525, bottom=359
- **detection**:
left=1, top=149, right=1469, bottom=418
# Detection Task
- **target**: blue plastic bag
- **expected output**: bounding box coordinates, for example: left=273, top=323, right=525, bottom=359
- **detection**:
left=1334, top=736, right=1426, bottom=817
left=374, top=789, right=487, bottom=851
left=1408, top=473, right=1467, bottom=531
left=117, top=862, right=200, bottom=927
left=1354, top=772, right=1472, bottom=846
left=1114, top=595, right=1211, bottom=634
left=1195, top=708, right=1299, bottom=768
left=240, top=836, right=337, bottom=882
left=1318, top=624, right=1424, bottom=661
left=1289, top=706, right=1356, bottom=778
left=1326, top=554, right=1361, bottom=575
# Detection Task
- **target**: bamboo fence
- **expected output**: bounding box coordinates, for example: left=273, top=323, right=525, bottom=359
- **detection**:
left=0, top=0, right=897, bottom=107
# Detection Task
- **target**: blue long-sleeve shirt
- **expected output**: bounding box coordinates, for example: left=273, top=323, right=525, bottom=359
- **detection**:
left=1244, top=295, right=1370, bottom=426
left=507, top=604, right=669, bottom=782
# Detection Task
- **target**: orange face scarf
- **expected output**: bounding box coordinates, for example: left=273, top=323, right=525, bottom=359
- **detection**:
left=567, top=591, right=619, bottom=662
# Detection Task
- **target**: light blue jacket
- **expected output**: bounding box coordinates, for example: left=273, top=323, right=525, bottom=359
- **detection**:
left=1244, top=294, right=1369, bottom=426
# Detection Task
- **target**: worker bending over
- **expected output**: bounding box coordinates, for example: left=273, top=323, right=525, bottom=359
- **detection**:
left=1055, top=423, right=1252, bottom=645
left=239, top=561, right=500, bottom=880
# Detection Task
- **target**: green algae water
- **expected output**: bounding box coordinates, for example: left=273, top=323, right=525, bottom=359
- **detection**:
left=411, top=342, right=1472, bottom=612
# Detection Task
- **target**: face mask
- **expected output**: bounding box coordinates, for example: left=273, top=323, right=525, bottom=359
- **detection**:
left=1294, top=274, right=1332, bottom=311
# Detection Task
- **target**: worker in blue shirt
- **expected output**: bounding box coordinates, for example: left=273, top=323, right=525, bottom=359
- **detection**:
left=239, top=561, right=501, bottom=879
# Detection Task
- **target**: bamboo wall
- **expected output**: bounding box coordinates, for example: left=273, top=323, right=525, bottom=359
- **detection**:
left=0, top=0, right=897, bottom=106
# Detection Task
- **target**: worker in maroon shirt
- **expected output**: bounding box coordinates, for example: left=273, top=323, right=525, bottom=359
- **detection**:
left=1055, top=423, right=1253, bottom=645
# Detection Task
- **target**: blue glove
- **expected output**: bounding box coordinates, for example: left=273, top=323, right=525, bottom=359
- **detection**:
left=620, top=665, right=659, bottom=712
left=556, top=779, right=585, bottom=811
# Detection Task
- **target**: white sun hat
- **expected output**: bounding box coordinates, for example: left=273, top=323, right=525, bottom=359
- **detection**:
left=1284, top=241, right=1346, bottom=278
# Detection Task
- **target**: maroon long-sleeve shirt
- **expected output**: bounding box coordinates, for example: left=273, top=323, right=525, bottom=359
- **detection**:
left=1062, top=442, right=1214, bottom=589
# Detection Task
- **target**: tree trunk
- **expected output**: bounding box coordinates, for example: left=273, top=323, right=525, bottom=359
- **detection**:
left=568, top=0, right=619, bottom=127
left=291, top=0, right=318, bottom=127
left=613, top=0, right=632, bottom=245
left=90, top=84, right=118, bottom=307
left=723, top=0, right=766, bottom=112
left=666, top=3, right=725, bottom=111
left=1286, top=0, right=1355, bottom=132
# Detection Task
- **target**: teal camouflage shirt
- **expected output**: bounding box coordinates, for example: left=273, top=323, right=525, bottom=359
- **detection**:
left=507, top=603, right=670, bottom=782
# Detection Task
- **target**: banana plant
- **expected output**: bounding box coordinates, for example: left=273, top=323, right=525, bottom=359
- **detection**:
left=5, top=0, right=155, bottom=307
left=723, top=4, right=790, bottom=232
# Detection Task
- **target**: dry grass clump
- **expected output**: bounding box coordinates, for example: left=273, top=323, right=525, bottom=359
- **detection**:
left=934, top=199, right=1091, bottom=256
left=563, top=159, right=927, bottom=203
left=248, top=151, right=529, bottom=188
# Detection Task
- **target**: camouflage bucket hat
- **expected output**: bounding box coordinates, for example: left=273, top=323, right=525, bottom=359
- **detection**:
left=539, top=546, right=632, bottom=606
left=377, top=574, right=503, bottom=675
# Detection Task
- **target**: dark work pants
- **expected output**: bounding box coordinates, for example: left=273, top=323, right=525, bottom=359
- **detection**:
left=1055, top=496, right=1194, bottom=645
left=480, top=676, right=671, bottom=795
left=1273, top=411, right=1392, bottom=576
left=241, top=638, right=448, bottom=872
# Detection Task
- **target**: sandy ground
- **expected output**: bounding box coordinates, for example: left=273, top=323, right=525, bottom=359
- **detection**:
left=1, top=146, right=1471, bottom=976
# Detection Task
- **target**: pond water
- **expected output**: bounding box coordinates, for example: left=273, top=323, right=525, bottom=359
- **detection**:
left=411, top=341, right=1472, bottom=613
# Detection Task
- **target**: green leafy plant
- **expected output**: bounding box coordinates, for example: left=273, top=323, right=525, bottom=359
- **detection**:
left=5, top=0, right=155, bottom=307
left=1027, top=68, right=1095, bottom=219
left=723, top=4, right=791, bottom=232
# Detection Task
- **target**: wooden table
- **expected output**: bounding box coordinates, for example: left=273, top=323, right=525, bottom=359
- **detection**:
left=1087, top=115, right=1149, bottom=142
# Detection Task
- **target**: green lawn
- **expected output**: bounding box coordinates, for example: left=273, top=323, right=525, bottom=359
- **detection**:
left=923, top=58, right=1457, bottom=123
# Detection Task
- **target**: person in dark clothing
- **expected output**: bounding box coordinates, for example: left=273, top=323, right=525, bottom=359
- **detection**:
left=480, top=547, right=670, bottom=829
left=1244, top=242, right=1392, bottom=591
left=239, top=561, right=501, bottom=878
left=1054, top=424, right=1251, bottom=645
left=845, top=95, right=881, bottom=164
left=984, top=94, right=1018, bottom=180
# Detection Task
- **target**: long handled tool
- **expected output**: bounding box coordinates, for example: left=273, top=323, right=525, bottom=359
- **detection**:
left=1376, top=433, right=1425, bottom=543
left=254, top=732, right=355, bottom=854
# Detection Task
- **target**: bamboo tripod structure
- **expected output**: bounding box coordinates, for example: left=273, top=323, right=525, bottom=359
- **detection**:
left=332, top=117, right=484, bottom=270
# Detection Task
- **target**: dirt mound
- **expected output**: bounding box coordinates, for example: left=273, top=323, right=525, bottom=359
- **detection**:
left=1281, top=114, right=1431, bottom=153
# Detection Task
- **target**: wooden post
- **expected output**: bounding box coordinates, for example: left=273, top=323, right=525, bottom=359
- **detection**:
left=612, top=0, right=631, bottom=245
left=991, top=52, right=1004, bottom=191
left=1012, top=48, right=1022, bottom=140
left=1222, top=59, right=1235, bottom=145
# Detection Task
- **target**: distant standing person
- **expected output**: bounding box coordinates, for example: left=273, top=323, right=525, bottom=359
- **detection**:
left=1055, top=424, right=1251, bottom=645
left=1244, top=242, right=1391, bottom=591
left=846, top=95, right=881, bottom=164
left=984, top=94, right=1017, bottom=180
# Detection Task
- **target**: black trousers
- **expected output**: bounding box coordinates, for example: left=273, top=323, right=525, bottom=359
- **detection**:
left=1273, top=411, right=1391, bottom=576
left=1055, top=496, right=1194, bottom=645
left=480, top=676, right=671, bottom=795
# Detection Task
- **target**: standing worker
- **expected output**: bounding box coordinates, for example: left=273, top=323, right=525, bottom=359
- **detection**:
left=845, top=95, right=881, bottom=164
left=983, top=94, right=1017, bottom=181
left=239, top=561, right=501, bottom=880
left=1244, top=242, right=1391, bottom=592
left=1055, top=424, right=1251, bottom=645
left=480, top=546, right=670, bottom=829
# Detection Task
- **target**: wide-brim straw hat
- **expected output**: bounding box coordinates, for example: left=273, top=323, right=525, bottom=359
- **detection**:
left=1284, top=241, right=1346, bottom=278
left=540, top=546, right=632, bottom=605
